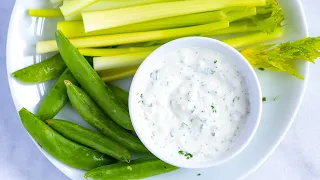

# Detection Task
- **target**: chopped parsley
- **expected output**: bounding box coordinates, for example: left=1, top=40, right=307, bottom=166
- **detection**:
left=197, top=173, right=201, bottom=176
left=214, top=60, right=218, bottom=64
left=262, top=97, right=267, bottom=102
left=273, top=96, right=278, bottom=101
left=178, top=150, right=193, bottom=159
left=211, top=105, right=217, bottom=113
left=258, top=68, right=265, bottom=71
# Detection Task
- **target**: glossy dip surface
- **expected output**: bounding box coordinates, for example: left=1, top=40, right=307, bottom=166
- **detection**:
left=135, top=47, right=250, bottom=162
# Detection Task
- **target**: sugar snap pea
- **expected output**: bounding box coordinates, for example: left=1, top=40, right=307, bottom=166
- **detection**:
left=47, top=119, right=131, bottom=162
left=36, top=69, right=78, bottom=120
left=12, top=54, right=66, bottom=83
left=19, top=108, right=114, bottom=170
left=108, top=84, right=129, bottom=106
left=85, top=157, right=178, bottom=180
left=56, top=31, right=133, bottom=130
left=65, top=80, right=149, bottom=153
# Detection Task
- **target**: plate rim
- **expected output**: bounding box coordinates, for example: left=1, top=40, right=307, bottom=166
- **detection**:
left=5, top=0, right=310, bottom=179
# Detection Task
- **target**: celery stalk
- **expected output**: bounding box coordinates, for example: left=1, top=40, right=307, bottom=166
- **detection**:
left=66, top=0, right=180, bottom=20
left=82, top=0, right=266, bottom=32
left=50, top=0, right=63, bottom=7
left=58, top=11, right=225, bottom=38
left=226, top=7, right=256, bottom=22
left=201, top=20, right=259, bottom=37
left=29, top=9, right=63, bottom=18
left=94, top=52, right=151, bottom=71
left=222, top=27, right=283, bottom=49
left=36, top=21, right=229, bottom=54
left=79, top=46, right=160, bottom=56
left=99, top=66, right=138, bottom=82
left=61, top=0, right=100, bottom=18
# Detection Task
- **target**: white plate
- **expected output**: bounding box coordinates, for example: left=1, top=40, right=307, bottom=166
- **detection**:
left=6, top=0, right=308, bottom=179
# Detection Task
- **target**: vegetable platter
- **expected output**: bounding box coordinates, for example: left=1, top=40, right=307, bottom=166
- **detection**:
left=6, top=0, right=312, bottom=179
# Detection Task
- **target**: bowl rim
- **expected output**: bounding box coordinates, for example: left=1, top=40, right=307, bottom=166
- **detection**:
left=129, top=37, right=262, bottom=168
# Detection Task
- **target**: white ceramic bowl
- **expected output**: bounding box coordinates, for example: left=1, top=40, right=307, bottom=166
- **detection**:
left=129, top=37, right=262, bottom=168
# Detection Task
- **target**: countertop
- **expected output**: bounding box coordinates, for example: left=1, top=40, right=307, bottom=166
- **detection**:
left=1, top=0, right=319, bottom=179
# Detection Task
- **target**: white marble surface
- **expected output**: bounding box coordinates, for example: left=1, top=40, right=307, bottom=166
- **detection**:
left=1, top=0, right=320, bottom=179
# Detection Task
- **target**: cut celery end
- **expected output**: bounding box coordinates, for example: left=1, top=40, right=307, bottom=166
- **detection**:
left=201, top=21, right=260, bottom=37
left=94, top=51, right=152, bottom=71
left=61, top=0, right=100, bottom=18
left=65, top=0, right=180, bottom=20
left=58, top=11, right=225, bottom=38
left=82, top=0, right=266, bottom=32
left=222, top=27, right=283, bottom=49
left=99, top=66, right=138, bottom=82
left=36, top=21, right=229, bottom=54
left=79, top=46, right=160, bottom=56
left=29, top=9, right=63, bottom=18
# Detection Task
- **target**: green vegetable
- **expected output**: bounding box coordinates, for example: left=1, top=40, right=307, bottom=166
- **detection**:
left=241, top=37, right=320, bottom=79
left=66, top=0, right=179, bottom=21
left=94, top=51, right=151, bottom=71
left=57, top=11, right=225, bottom=38
left=85, top=157, right=178, bottom=180
left=82, top=0, right=266, bottom=32
left=37, top=21, right=229, bottom=54
left=99, top=66, right=138, bottom=82
left=47, top=118, right=131, bottom=162
left=201, top=20, right=260, bottom=37
left=65, top=79, right=148, bottom=153
left=50, top=0, right=62, bottom=6
left=28, top=9, right=63, bottom=18
left=60, top=0, right=99, bottom=18
left=226, top=6, right=257, bottom=22
left=36, top=69, right=78, bottom=120
left=19, top=108, right=114, bottom=170
left=178, top=150, right=193, bottom=159
left=262, top=97, right=267, bottom=102
left=12, top=54, right=66, bottom=83
left=56, top=31, right=133, bottom=130
left=108, top=84, right=129, bottom=106
left=223, top=27, right=283, bottom=49
left=79, top=45, right=159, bottom=57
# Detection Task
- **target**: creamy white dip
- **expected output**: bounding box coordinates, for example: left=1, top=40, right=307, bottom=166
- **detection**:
left=136, top=47, right=250, bottom=162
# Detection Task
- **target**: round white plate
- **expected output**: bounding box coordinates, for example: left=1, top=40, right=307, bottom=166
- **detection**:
left=6, top=0, right=308, bottom=179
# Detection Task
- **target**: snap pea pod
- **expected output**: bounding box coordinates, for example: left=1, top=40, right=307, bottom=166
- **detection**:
left=56, top=31, right=133, bottom=130
left=85, top=157, right=178, bottom=180
left=47, top=119, right=131, bottom=162
left=108, top=84, right=129, bottom=106
left=36, top=69, right=78, bottom=120
left=19, top=108, right=114, bottom=170
left=65, top=80, right=149, bottom=153
left=12, top=54, right=66, bottom=83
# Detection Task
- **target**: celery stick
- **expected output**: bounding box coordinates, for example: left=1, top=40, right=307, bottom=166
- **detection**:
left=201, top=20, right=259, bottom=37
left=99, top=66, right=138, bottom=82
left=226, top=7, right=256, bottom=22
left=222, top=27, right=283, bottom=49
left=82, top=0, right=266, bottom=32
left=61, top=0, right=100, bottom=18
left=94, top=51, right=151, bottom=71
left=58, top=11, right=225, bottom=38
left=36, top=21, right=229, bottom=54
left=67, top=0, right=180, bottom=20
left=79, top=46, right=160, bottom=56
left=50, top=0, right=63, bottom=7
left=29, top=9, right=63, bottom=18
